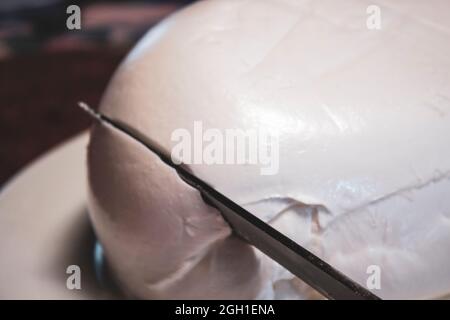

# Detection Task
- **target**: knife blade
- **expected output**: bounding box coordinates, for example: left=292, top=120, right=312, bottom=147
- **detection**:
left=79, top=102, right=381, bottom=300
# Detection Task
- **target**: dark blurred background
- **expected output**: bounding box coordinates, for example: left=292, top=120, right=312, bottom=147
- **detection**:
left=0, top=0, right=195, bottom=185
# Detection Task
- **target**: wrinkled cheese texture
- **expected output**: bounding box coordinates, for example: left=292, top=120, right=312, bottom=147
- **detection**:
left=88, top=0, right=450, bottom=299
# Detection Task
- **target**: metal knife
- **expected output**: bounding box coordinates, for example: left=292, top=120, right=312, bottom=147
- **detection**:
left=79, top=102, right=381, bottom=300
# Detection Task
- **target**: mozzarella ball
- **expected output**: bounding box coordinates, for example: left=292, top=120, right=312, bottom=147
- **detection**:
left=88, top=0, right=450, bottom=299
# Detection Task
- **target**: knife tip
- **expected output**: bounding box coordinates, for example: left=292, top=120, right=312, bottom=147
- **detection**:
left=78, top=101, right=102, bottom=122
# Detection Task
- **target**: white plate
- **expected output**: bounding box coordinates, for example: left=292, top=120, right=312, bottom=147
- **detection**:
left=0, top=132, right=116, bottom=299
